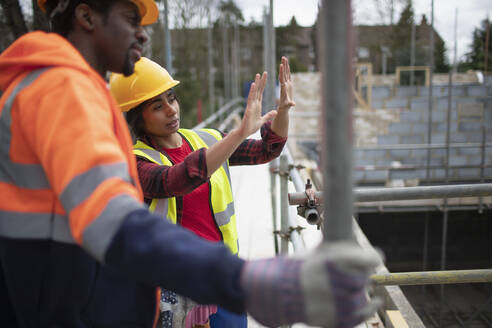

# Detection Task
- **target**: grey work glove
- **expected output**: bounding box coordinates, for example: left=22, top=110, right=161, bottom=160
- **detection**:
left=240, top=241, right=382, bottom=328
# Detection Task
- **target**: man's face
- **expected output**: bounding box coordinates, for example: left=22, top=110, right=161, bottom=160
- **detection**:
left=93, top=1, right=148, bottom=75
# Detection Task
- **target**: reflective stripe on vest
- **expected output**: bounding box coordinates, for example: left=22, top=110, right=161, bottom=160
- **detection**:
left=133, top=129, right=238, bottom=254
left=0, top=68, right=51, bottom=189
left=0, top=69, right=75, bottom=243
left=133, top=141, right=177, bottom=224
left=0, top=69, right=142, bottom=258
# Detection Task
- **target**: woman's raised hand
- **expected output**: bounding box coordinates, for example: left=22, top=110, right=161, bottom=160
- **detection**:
left=238, top=71, right=277, bottom=138
left=278, top=56, right=295, bottom=111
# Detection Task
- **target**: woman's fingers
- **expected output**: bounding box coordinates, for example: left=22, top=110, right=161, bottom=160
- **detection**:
left=279, top=63, right=285, bottom=84
left=262, top=109, right=278, bottom=123
left=286, top=57, right=291, bottom=80
left=247, top=82, right=257, bottom=107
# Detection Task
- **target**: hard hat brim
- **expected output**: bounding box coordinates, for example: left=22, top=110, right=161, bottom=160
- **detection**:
left=37, top=0, right=158, bottom=26
left=119, top=79, right=180, bottom=112
left=131, top=0, right=159, bottom=26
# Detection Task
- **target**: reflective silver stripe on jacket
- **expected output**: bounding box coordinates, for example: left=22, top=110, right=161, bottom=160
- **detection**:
left=134, top=147, right=164, bottom=164
left=194, top=129, right=235, bottom=227
left=0, top=211, right=74, bottom=243
left=82, top=194, right=143, bottom=262
left=214, top=201, right=235, bottom=227
left=194, top=129, right=233, bottom=187
left=60, top=162, right=132, bottom=214
left=153, top=198, right=169, bottom=218
left=133, top=147, right=169, bottom=217
left=0, top=68, right=51, bottom=189
left=0, top=68, right=75, bottom=244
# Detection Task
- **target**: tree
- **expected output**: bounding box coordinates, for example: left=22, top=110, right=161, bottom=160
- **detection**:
left=276, top=16, right=308, bottom=73
left=389, top=2, right=448, bottom=74
left=0, top=0, right=49, bottom=52
left=461, top=18, right=491, bottom=72
left=0, top=0, right=28, bottom=38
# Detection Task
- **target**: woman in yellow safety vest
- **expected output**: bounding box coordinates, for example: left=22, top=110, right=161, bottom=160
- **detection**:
left=109, top=56, right=295, bottom=328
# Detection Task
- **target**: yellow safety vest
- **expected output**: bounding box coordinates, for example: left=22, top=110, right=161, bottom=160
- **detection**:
left=133, top=128, right=238, bottom=254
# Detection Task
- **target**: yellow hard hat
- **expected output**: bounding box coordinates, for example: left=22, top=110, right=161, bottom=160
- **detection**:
left=37, top=0, right=158, bottom=25
left=110, top=57, right=180, bottom=112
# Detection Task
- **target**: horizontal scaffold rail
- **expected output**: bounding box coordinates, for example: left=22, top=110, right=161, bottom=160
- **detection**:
left=288, top=183, right=492, bottom=205
left=371, top=269, right=492, bottom=286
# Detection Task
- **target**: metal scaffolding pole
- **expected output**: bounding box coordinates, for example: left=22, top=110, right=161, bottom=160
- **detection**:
left=231, top=20, right=240, bottom=99
left=163, top=0, right=173, bottom=74
left=423, top=0, right=435, bottom=305
left=263, top=2, right=276, bottom=115
left=207, top=10, right=215, bottom=115
left=269, top=159, right=279, bottom=255
left=319, top=0, right=353, bottom=241
left=410, top=3, right=416, bottom=86
left=279, top=155, right=290, bottom=254
left=222, top=18, right=231, bottom=101
left=289, top=183, right=492, bottom=204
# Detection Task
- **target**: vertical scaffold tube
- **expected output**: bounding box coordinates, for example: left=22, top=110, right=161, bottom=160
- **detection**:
left=319, top=0, right=353, bottom=241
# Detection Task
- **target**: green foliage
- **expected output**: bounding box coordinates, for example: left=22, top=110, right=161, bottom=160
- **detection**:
left=287, top=56, right=307, bottom=73
left=389, top=2, right=448, bottom=73
left=434, top=38, right=449, bottom=73
left=461, top=18, right=491, bottom=72
left=218, top=0, right=243, bottom=24
left=173, top=69, right=204, bottom=128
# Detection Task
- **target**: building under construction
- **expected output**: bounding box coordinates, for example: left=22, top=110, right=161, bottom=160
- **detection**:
left=194, top=1, right=492, bottom=327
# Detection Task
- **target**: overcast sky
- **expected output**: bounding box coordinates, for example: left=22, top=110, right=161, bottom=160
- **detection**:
left=236, top=0, right=492, bottom=62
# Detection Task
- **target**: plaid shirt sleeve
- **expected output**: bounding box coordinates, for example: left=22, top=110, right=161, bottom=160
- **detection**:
left=136, top=148, right=208, bottom=199
left=228, top=121, right=287, bottom=166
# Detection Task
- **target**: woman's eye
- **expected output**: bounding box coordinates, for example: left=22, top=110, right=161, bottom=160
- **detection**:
left=153, top=104, right=163, bottom=111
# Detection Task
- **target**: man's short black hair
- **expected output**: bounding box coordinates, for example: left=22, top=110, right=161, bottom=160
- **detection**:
left=45, top=0, right=118, bottom=36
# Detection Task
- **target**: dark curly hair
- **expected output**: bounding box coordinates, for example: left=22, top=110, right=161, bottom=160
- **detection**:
left=125, top=103, right=146, bottom=141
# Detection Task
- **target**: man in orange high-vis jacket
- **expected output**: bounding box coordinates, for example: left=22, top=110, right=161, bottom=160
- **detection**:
left=0, top=1, right=382, bottom=327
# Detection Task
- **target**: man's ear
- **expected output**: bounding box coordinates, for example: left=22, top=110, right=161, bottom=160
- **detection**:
left=74, top=3, right=97, bottom=31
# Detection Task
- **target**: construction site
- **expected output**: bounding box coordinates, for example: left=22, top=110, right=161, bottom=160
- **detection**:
left=1, top=0, right=491, bottom=327
left=187, top=1, right=492, bottom=327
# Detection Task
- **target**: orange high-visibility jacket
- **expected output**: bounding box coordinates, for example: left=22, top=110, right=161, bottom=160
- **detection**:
left=0, top=32, right=144, bottom=260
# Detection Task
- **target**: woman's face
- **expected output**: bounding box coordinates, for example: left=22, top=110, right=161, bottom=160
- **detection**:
left=141, top=89, right=180, bottom=138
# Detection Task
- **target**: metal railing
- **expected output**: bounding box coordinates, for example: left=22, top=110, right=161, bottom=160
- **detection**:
left=194, top=97, right=245, bottom=130
left=269, top=147, right=306, bottom=255
left=288, top=183, right=492, bottom=204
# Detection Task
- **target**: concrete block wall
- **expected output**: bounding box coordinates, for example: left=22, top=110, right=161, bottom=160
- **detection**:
left=355, top=83, right=492, bottom=184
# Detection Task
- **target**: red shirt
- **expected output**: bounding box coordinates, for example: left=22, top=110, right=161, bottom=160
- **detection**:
left=135, top=123, right=287, bottom=242
left=162, top=139, right=222, bottom=242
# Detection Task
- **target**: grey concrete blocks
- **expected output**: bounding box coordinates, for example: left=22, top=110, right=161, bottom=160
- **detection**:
left=400, top=135, right=424, bottom=144
left=389, top=149, right=412, bottom=158
left=431, top=110, right=447, bottom=123
left=457, top=168, right=481, bottom=178
left=388, top=122, right=412, bottom=135
left=459, top=121, right=484, bottom=132
left=378, top=135, right=399, bottom=145
left=449, top=156, right=468, bottom=166
left=467, top=85, right=487, bottom=97
left=410, top=98, right=430, bottom=111
left=389, top=169, right=418, bottom=180
left=364, top=170, right=389, bottom=181
left=372, top=86, right=391, bottom=99
left=395, top=86, right=418, bottom=97
left=413, top=123, right=429, bottom=134
left=370, top=99, right=385, bottom=109
left=400, top=111, right=423, bottom=122
left=385, top=98, right=409, bottom=109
